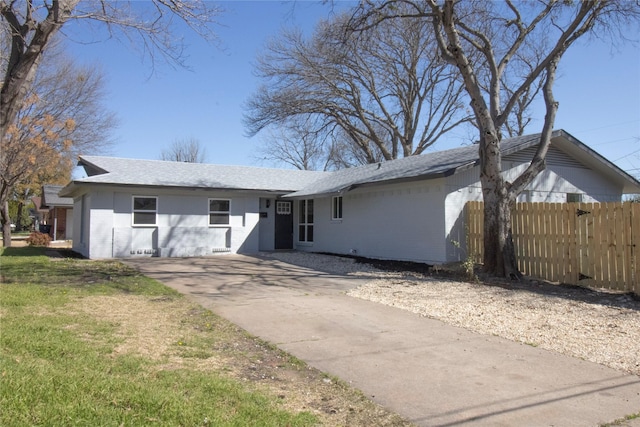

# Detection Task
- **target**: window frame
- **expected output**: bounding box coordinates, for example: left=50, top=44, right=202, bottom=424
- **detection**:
left=331, top=196, right=343, bottom=220
left=276, top=201, right=292, bottom=215
left=209, top=198, right=231, bottom=226
left=567, top=193, right=583, bottom=203
left=132, top=196, right=158, bottom=226
left=298, top=199, right=314, bottom=243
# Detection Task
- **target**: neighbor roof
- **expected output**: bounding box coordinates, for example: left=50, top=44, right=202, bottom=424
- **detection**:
left=41, top=185, right=73, bottom=208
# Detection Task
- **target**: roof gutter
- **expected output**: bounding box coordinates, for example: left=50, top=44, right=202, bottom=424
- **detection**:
left=59, top=181, right=297, bottom=198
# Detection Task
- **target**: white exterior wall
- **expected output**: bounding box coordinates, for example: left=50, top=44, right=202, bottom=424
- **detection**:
left=71, top=193, right=90, bottom=258
left=72, top=187, right=263, bottom=259
left=88, top=190, right=117, bottom=258
left=445, top=161, right=624, bottom=262
left=520, top=164, right=621, bottom=203
left=295, top=180, right=448, bottom=263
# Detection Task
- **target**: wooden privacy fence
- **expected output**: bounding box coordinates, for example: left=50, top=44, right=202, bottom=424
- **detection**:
left=466, top=201, right=640, bottom=295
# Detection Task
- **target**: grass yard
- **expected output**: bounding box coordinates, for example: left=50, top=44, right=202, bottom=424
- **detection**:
left=0, top=247, right=408, bottom=427
left=0, top=247, right=316, bottom=426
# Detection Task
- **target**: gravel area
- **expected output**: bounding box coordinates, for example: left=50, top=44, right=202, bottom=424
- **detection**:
left=263, top=252, right=640, bottom=377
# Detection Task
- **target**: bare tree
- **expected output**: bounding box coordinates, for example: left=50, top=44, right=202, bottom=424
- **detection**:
left=0, top=0, right=221, bottom=245
left=257, top=118, right=332, bottom=171
left=160, top=138, right=208, bottom=163
left=351, top=0, right=640, bottom=278
left=245, top=8, right=471, bottom=167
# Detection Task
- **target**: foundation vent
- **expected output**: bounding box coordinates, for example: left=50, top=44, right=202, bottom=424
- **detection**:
left=212, top=247, right=231, bottom=253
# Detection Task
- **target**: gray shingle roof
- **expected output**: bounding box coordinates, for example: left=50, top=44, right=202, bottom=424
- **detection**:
left=287, top=144, right=476, bottom=198
left=71, top=156, right=327, bottom=193
left=41, top=185, right=74, bottom=207
left=61, top=131, right=640, bottom=198
left=286, top=133, right=545, bottom=198
left=61, top=133, right=552, bottom=198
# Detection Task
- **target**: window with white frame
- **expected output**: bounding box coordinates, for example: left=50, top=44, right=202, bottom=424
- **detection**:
left=276, top=201, right=291, bottom=215
left=209, top=199, right=230, bottom=225
left=298, top=199, right=314, bottom=242
left=132, top=196, right=157, bottom=225
left=332, top=196, right=343, bottom=220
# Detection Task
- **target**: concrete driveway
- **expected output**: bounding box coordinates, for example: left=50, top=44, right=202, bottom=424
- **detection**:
left=125, top=254, right=640, bottom=426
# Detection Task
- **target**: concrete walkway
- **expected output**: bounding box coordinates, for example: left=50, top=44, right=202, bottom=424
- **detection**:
left=125, top=255, right=640, bottom=426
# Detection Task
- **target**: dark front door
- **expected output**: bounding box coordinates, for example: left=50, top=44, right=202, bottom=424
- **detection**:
left=274, top=200, right=293, bottom=249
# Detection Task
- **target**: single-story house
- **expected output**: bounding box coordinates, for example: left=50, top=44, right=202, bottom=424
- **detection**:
left=40, top=184, right=74, bottom=240
left=59, top=130, right=640, bottom=262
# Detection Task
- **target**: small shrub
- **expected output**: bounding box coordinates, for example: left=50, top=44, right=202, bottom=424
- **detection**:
left=450, top=238, right=478, bottom=282
left=26, top=232, right=51, bottom=247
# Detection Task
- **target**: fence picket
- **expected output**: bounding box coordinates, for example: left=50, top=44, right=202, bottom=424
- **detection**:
left=568, top=203, right=579, bottom=284
left=623, top=203, right=633, bottom=289
left=605, top=203, right=616, bottom=288
left=615, top=203, right=627, bottom=289
left=549, top=203, right=560, bottom=282
left=583, top=203, right=596, bottom=283
left=560, top=203, right=572, bottom=284
left=590, top=203, right=603, bottom=284
left=633, top=204, right=640, bottom=293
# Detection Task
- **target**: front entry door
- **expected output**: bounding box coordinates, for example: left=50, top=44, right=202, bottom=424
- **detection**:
left=274, top=200, right=293, bottom=249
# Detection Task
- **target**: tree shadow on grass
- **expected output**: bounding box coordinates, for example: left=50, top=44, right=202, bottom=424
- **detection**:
left=1, top=246, right=49, bottom=257
left=2, top=246, right=87, bottom=258
left=0, top=247, right=153, bottom=294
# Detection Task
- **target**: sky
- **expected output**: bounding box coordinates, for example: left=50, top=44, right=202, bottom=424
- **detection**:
left=64, top=1, right=640, bottom=179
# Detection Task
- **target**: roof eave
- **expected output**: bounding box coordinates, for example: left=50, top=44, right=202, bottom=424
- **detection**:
left=497, top=129, right=640, bottom=194
left=554, top=130, right=640, bottom=194
left=284, top=165, right=477, bottom=199
left=59, top=181, right=300, bottom=197
left=77, top=156, right=109, bottom=176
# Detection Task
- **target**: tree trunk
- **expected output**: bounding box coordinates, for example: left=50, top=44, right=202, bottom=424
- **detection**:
left=479, top=132, right=521, bottom=279
left=482, top=188, right=520, bottom=279
left=1, top=200, right=12, bottom=247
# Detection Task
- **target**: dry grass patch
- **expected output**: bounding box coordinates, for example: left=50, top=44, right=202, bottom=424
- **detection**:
left=70, top=293, right=410, bottom=426
left=73, top=295, right=188, bottom=360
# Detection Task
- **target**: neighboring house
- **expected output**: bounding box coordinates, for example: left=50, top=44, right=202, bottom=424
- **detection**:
left=60, top=130, right=640, bottom=262
left=41, top=185, right=74, bottom=240
left=30, top=196, right=46, bottom=231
